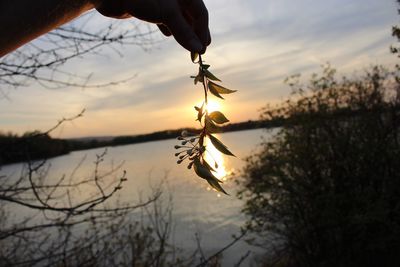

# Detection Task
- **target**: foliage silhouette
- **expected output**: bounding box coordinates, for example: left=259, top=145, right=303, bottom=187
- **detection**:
left=391, top=0, right=400, bottom=57
left=0, top=12, right=155, bottom=99
left=239, top=65, right=400, bottom=266
left=175, top=53, right=236, bottom=194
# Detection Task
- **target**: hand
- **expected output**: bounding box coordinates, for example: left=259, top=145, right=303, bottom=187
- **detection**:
left=96, top=0, right=211, bottom=54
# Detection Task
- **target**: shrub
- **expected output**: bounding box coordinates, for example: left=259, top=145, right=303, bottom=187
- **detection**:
left=239, top=65, right=400, bottom=267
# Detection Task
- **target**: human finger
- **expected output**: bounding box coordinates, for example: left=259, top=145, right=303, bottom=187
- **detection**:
left=157, top=24, right=172, bottom=36
left=164, top=9, right=202, bottom=52
left=180, top=0, right=211, bottom=51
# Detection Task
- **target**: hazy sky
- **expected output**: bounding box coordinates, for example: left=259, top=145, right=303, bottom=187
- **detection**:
left=0, top=0, right=398, bottom=138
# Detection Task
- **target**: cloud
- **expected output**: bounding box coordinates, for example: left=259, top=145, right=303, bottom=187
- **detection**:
left=1, top=0, right=399, bottom=137
left=86, top=75, right=192, bottom=111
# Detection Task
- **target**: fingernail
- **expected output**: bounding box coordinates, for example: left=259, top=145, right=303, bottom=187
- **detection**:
left=189, top=37, right=203, bottom=53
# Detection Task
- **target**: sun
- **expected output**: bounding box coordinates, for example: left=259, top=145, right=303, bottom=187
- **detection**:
left=206, top=99, right=221, bottom=113
left=196, top=99, right=222, bottom=113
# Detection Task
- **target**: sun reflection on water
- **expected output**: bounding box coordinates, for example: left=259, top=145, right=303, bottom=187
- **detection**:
left=194, top=99, right=232, bottom=194
left=204, top=136, right=227, bottom=181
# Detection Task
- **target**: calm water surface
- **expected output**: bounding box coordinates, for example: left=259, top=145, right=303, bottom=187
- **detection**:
left=2, top=129, right=273, bottom=266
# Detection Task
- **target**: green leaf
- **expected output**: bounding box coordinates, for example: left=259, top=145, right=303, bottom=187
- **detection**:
left=209, top=111, right=229, bottom=124
left=195, top=108, right=203, bottom=121
left=203, top=69, right=221, bottom=81
left=191, top=52, right=199, bottom=63
left=202, top=64, right=211, bottom=70
left=208, top=81, right=236, bottom=94
left=196, top=102, right=205, bottom=121
left=193, top=158, right=228, bottom=195
left=194, top=75, right=204, bottom=85
left=193, top=158, right=220, bottom=182
left=203, top=158, right=216, bottom=172
left=208, top=134, right=235, bottom=157
left=193, top=68, right=204, bottom=85
left=205, top=116, right=223, bottom=133
left=206, top=176, right=229, bottom=195
left=208, top=83, right=224, bottom=99
left=197, top=112, right=203, bottom=122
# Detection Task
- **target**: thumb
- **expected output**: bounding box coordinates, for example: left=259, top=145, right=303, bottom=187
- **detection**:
left=164, top=10, right=203, bottom=52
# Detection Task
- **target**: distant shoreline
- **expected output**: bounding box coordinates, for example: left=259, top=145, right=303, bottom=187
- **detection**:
left=67, top=119, right=277, bottom=150
left=1, top=119, right=280, bottom=165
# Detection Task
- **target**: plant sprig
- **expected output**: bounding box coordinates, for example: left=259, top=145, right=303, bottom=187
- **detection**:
left=174, top=52, right=237, bottom=195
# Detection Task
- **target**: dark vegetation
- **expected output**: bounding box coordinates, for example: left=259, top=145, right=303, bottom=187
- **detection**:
left=0, top=120, right=270, bottom=165
left=238, top=5, right=400, bottom=265
left=391, top=0, right=400, bottom=57
left=238, top=65, right=400, bottom=266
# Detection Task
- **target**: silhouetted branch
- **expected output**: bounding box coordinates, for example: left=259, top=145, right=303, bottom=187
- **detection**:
left=195, top=230, right=248, bottom=267
left=0, top=12, right=157, bottom=94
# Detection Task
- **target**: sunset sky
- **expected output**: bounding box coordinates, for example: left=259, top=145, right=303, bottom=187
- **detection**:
left=0, top=0, right=399, bottom=138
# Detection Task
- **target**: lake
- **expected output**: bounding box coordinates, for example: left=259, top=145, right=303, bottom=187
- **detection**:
left=1, top=128, right=272, bottom=266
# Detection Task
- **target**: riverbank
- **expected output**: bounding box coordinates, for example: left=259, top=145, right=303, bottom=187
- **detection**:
left=0, top=119, right=280, bottom=165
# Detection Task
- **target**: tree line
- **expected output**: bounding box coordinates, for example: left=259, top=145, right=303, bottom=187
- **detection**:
left=0, top=120, right=270, bottom=165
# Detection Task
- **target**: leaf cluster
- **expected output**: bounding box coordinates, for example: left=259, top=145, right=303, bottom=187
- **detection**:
left=174, top=53, right=237, bottom=195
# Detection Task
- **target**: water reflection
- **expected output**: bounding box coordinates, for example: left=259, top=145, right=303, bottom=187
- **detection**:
left=1, top=129, right=269, bottom=267
left=205, top=135, right=227, bottom=180
left=204, top=134, right=238, bottom=198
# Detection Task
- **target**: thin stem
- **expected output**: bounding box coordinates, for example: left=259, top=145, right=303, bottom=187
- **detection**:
left=198, top=54, right=208, bottom=153
left=199, top=54, right=208, bottom=108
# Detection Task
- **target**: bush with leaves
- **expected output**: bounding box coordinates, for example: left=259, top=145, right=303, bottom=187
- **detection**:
left=238, top=65, right=400, bottom=267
